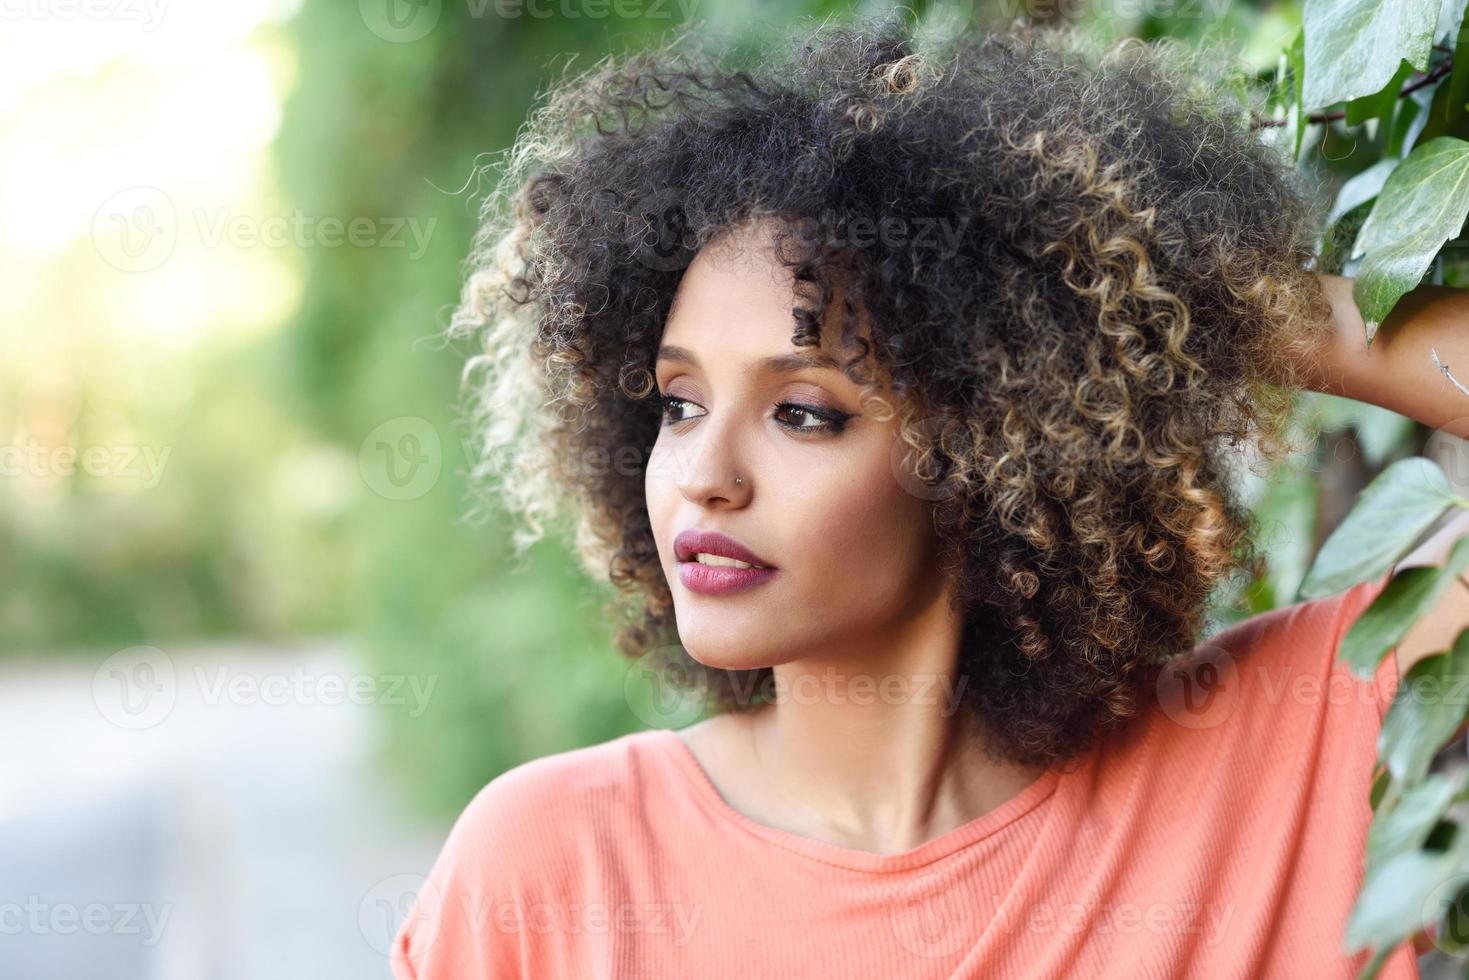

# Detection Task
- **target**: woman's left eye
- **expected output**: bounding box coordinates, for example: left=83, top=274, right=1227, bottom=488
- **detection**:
left=773, top=402, right=850, bottom=435
left=656, top=393, right=849, bottom=436
left=658, top=394, right=702, bottom=425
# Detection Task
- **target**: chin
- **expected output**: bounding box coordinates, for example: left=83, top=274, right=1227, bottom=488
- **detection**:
left=677, top=633, right=781, bottom=673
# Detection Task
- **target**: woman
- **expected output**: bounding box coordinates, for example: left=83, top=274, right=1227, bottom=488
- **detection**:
left=390, top=16, right=1469, bottom=978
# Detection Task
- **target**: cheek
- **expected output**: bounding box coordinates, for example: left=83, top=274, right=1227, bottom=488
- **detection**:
left=784, top=438, right=935, bottom=583
left=644, top=443, right=675, bottom=543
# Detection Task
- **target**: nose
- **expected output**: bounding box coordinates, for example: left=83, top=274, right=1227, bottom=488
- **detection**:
left=662, top=413, right=753, bottom=508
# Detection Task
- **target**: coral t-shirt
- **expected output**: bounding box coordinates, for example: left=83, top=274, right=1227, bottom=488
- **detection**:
left=389, top=570, right=1417, bottom=979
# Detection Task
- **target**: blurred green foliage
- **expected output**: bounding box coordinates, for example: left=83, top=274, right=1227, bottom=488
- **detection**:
left=0, top=0, right=1433, bottom=822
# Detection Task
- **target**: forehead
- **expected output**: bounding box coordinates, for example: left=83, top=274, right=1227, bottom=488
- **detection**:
left=659, top=222, right=858, bottom=364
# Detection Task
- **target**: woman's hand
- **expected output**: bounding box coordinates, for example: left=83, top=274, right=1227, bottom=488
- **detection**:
left=1306, top=272, right=1469, bottom=439
left=1308, top=273, right=1469, bottom=678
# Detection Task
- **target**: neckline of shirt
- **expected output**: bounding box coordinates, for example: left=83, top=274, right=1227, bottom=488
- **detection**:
left=648, top=726, right=1063, bottom=874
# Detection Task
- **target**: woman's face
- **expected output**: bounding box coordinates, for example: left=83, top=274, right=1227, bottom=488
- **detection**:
left=646, top=222, right=951, bottom=676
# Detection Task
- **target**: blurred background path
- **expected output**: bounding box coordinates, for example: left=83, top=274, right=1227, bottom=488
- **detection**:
left=0, top=643, right=444, bottom=980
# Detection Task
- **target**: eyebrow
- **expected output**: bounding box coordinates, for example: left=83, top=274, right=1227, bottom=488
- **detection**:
left=656, top=344, right=840, bottom=373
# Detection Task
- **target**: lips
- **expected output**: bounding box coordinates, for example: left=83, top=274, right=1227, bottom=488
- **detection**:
left=673, top=529, right=776, bottom=569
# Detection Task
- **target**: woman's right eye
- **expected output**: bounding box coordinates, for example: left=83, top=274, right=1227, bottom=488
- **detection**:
left=657, top=394, right=702, bottom=425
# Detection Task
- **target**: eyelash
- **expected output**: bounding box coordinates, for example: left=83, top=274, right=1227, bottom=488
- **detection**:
left=657, top=394, right=851, bottom=436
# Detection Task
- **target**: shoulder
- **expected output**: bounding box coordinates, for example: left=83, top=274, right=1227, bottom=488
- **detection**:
left=433, top=729, right=666, bottom=884
left=1207, top=570, right=1395, bottom=689
left=454, top=729, right=658, bottom=847
left=391, top=730, right=669, bottom=979
left=1146, top=571, right=1399, bottom=744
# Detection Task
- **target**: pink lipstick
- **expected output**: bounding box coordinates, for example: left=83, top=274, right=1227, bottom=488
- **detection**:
left=673, top=529, right=779, bottom=596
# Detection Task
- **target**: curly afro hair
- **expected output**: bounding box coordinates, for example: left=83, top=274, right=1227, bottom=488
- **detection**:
left=452, top=15, right=1338, bottom=769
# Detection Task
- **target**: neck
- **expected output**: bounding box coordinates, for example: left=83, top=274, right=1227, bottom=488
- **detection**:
left=746, top=586, right=1047, bottom=854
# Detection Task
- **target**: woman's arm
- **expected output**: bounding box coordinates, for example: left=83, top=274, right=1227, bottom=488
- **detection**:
left=1308, top=274, right=1469, bottom=439
left=1306, top=273, right=1469, bottom=676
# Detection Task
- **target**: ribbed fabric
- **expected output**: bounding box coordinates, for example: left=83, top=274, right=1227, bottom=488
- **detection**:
left=391, top=569, right=1417, bottom=979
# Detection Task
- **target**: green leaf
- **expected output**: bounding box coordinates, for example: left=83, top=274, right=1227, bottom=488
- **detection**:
left=1371, top=764, right=1395, bottom=810
left=1378, top=627, right=1469, bottom=782
left=1438, top=0, right=1469, bottom=45
left=1349, top=136, right=1469, bottom=340
left=1346, top=61, right=1417, bottom=127
left=1288, top=27, right=1308, bottom=161
left=1302, top=0, right=1440, bottom=112
left=1346, top=842, right=1467, bottom=951
left=1416, top=20, right=1469, bottom=146
left=1387, top=84, right=1435, bottom=158
left=1298, top=457, right=1457, bottom=600
left=1341, top=538, right=1469, bottom=676
left=1354, top=404, right=1422, bottom=468
left=1367, top=771, right=1467, bottom=871
left=1329, top=158, right=1401, bottom=226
